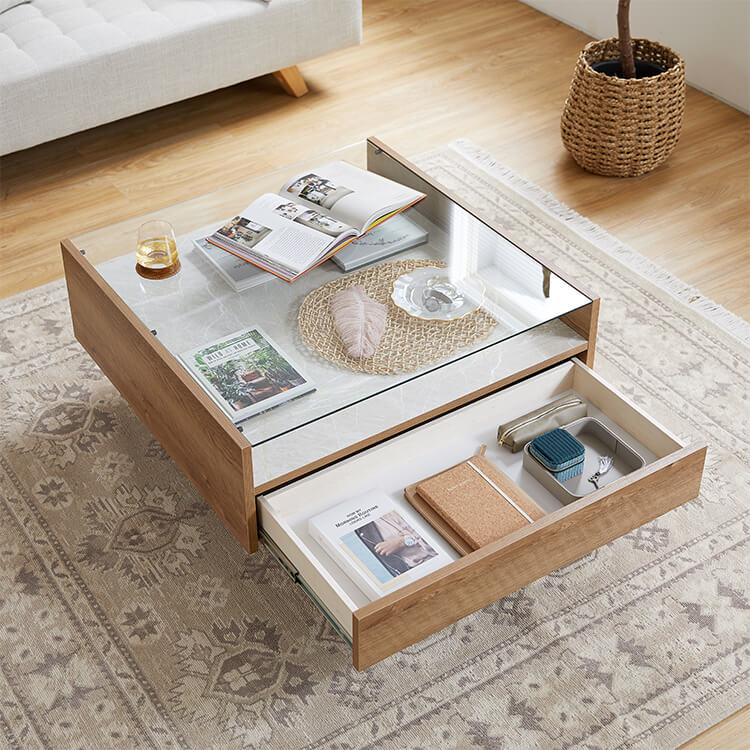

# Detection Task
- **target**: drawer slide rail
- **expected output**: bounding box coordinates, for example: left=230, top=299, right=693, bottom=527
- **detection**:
left=259, top=529, right=352, bottom=647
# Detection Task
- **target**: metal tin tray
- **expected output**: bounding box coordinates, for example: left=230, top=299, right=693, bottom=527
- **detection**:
left=522, top=417, right=645, bottom=504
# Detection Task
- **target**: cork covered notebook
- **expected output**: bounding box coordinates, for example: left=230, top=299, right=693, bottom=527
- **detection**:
left=413, top=450, right=545, bottom=551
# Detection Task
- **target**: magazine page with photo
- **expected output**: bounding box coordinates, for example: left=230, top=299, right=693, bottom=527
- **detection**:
left=207, top=194, right=357, bottom=281
left=280, top=161, right=425, bottom=234
left=308, top=490, right=458, bottom=601
left=204, top=163, right=425, bottom=282
left=179, top=327, right=315, bottom=423
left=186, top=220, right=275, bottom=292
left=272, top=200, right=354, bottom=238
left=256, top=193, right=357, bottom=243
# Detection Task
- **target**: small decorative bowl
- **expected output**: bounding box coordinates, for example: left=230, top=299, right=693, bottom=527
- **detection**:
left=391, top=266, right=484, bottom=321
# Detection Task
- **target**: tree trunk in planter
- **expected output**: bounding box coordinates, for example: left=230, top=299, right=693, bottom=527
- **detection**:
left=617, top=0, right=636, bottom=79
left=560, top=38, right=686, bottom=177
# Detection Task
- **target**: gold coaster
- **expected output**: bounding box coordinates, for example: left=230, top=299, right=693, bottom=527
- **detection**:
left=135, top=259, right=181, bottom=279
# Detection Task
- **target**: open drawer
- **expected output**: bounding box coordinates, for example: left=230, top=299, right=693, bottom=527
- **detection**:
left=258, top=358, right=706, bottom=669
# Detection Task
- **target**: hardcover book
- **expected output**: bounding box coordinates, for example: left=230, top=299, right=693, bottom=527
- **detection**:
left=308, top=490, right=458, bottom=601
left=331, top=213, right=429, bottom=272
left=179, top=327, right=315, bottom=423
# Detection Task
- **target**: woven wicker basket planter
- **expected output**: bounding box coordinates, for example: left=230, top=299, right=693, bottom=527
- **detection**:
left=561, top=38, right=686, bottom=177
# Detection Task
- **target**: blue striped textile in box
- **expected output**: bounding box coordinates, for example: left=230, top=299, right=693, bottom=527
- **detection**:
left=528, top=429, right=585, bottom=481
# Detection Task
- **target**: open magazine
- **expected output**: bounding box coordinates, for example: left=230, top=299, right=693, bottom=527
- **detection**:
left=207, top=161, right=425, bottom=281
left=308, top=490, right=457, bottom=601
left=179, top=327, right=315, bottom=423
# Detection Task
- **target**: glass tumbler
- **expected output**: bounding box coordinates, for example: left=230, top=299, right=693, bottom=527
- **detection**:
left=135, top=220, right=181, bottom=279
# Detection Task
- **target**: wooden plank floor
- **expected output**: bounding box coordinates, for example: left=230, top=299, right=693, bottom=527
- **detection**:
left=0, top=0, right=747, bottom=744
left=1, top=0, right=748, bottom=318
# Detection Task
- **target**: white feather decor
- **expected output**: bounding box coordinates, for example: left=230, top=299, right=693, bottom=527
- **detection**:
left=331, top=285, right=387, bottom=359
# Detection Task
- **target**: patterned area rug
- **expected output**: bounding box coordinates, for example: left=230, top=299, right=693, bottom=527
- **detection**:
left=1, top=142, right=748, bottom=750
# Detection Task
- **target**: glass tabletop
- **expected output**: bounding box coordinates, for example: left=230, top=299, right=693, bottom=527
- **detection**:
left=72, top=140, right=591, bottom=447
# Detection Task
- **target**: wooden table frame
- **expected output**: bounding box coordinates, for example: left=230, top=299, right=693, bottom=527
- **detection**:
left=61, top=137, right=600, bottom=556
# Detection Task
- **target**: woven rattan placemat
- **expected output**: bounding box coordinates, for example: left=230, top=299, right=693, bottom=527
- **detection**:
left=297, top=259, right=497, bottom=374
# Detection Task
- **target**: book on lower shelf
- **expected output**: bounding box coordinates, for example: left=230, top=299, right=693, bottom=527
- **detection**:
left=331, top=213, right=429, bottom=272
left=308, top=490, right=458, bottom=601
left=206, top=161, right=425, bottom=282
left=192, top=232, right=274, bottom=292
left=179, top=327, right=315, bottom=423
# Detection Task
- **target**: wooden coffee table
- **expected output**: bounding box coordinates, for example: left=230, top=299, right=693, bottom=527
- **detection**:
left=61, top=138, right=705, bottom=668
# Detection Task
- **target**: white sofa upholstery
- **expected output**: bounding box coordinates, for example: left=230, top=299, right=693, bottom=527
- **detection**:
left=0, top=0, right=361, bottom=154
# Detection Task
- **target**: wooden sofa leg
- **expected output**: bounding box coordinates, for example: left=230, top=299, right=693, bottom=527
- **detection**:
left=273, top=66, right=309, bottom=97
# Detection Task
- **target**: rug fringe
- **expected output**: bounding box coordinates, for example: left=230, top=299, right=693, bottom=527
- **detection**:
left=449, top=138, right=750, bottom=350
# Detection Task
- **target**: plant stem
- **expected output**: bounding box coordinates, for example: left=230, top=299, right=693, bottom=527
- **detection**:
left=618, top=0, right=636, bottom=78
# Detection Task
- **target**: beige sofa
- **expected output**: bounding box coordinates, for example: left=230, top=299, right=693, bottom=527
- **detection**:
left=0, top=0, right=362, bottom=154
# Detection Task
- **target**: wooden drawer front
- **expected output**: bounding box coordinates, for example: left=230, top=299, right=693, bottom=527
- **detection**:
left=61, top=240, right=257, bottom=553
left=354, top=444, right=704, bottom=668
left=258, top=359, right=706, bottom=669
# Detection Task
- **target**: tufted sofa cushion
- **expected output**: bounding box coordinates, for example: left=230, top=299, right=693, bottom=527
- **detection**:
left=0, top=0, right=361, bottom=153
left=0, top=1, right=30, bottom=13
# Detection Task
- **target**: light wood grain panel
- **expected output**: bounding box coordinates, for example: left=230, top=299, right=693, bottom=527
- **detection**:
left=60, top=239, right=257, bottom=553
left=681, top=705, right=750, bottom=750
left=561, top=298, right=600, bottom=367
left=352, top=442, right=706, bottom=669
left=2, top=1, right=747, bottom=319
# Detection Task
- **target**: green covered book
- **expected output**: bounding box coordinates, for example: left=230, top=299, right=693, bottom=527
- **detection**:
left=179, top=327, right=315, bottom=423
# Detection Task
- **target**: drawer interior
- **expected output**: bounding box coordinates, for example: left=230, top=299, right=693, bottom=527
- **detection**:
left=258, top=358, right=685, bottom=641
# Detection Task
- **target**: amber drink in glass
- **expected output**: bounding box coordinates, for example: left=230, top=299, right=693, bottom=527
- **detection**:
left=136, top=220, right=180, bottom=279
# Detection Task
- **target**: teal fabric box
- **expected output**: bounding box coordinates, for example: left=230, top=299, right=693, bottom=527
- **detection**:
left=528, top=429, right=585, bottom=481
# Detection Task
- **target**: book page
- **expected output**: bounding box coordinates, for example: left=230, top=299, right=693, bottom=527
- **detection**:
left=279, top=161, right=424, bottom=234
left=254, top=193, right=356, bottom=242
left=211, top=194, right=343, bottom=275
